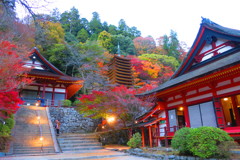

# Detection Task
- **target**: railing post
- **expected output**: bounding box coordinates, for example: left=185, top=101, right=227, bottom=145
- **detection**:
left=164, top=127, right=168, bottom=147
left=174, top=126, right=177, bottom=132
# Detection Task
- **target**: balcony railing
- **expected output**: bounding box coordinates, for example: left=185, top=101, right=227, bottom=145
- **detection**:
left=21, top=98, right=62, bottom=107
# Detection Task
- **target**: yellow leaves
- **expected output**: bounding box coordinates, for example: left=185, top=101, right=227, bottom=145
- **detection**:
left=141, top=61, right=162, bottom=78
left=38, top=20, right=65, bottom=44
left=98, top=31, right=112, bottom=49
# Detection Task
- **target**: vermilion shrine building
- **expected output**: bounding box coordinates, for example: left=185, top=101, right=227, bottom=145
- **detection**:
left=20, top=48, right=83, bottom=106
left=136, top=18, right=240, bottom=147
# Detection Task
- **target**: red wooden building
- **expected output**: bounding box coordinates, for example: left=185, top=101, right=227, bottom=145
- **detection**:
left=136, top=18, right=240, bottom=147
left=20, top=48, right=83, bottom=106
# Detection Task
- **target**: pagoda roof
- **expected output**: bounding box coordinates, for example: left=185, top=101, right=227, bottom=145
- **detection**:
left=108, top=55, right=134, bottom=86
left=137, top=18, right=240, bottom=97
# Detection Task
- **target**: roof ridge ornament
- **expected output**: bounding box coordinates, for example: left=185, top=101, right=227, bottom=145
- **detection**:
left=201, top=17, right=213, bottom=25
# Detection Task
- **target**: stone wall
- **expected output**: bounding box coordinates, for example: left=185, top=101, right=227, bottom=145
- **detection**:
left=49, top=107, right=100, bottom=133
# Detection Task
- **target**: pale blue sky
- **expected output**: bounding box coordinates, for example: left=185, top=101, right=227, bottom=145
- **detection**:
left=17, top=0, right=240, bottom=48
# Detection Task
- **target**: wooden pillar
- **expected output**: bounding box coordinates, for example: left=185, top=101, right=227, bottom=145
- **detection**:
left=148, top=126, right=152, bottom=148
left=42, top=83, right=46, bottom=99
left=165, top=108, right=169, bottom=131
left=231, top=96, right=240, bottom=126
left=37, top=86, right=40, bottom=97
left=183, top=105, right=190, bottom=127
left=182, top=92, right=190, bottom=127
left=52, top=86, right=55, bottom=106
left=156, top=122, right=160, bottom=147
left=65, top=85, right=68, bottom=99
left=141, top=127, right=145, bottom=147
left=211, top=82, right=226, bottom=128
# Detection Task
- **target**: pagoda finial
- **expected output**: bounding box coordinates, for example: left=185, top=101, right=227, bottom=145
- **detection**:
left=117, top=43, right=121, bottom=56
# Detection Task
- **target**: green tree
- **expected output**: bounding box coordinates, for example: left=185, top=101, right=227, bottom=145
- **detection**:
left=110, top=34, right=136, bottom=55
left=89, top=12, right=103, bottom=37
left=65, top=32, right=78, bottom=44
left=163, top=30, right=184, bottom=61
left=98, top=31, right=112, bottom=50
left=80, top=18, right=90, bottom=33
left=60, top=7, right=82, bottom=36
left=50, top=8, right=61, bottom=22
left=128, top=26, right=141, bottom=39
left=102, top=21, right=109, bottom=31
left=108, top=24, right=118, bottom=35
left=44, top=43, right=72, bottom=73
left=118, top=19, right=128, bottom=35
left=77, top=28, right=89, bottom=43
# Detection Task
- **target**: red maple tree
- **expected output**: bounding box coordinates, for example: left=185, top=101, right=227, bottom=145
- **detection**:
left=0, top=41, right=31, bottom=118
left=77, top=85, right=156, bottom=129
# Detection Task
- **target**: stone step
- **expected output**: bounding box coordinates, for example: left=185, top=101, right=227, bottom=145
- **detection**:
left=13, top=148, right=55, bottom=153
left=58, top=138, right=98, bottom=141
left=12, top=150, right=55, bottom=155
left=58, top=136, right=98, bottom=140
left=11, top=106, right=55, bottom=155
left=61, top=146, right=104, bottom=151
left=58, top=140, right=98, bottom=144
left=60, top=133, right=97, bottom=138
left=60, top=142, right=102, bottom=148
left=13, top=145, right=54, bottom=149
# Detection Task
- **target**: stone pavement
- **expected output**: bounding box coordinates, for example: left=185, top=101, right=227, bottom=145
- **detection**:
left=1, top=147, right=154, bottom=160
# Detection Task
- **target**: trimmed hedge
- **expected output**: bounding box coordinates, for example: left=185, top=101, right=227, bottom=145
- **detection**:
left=171, top=126, right=236, bottom=159
left=171, top=127, right=192, bottom=155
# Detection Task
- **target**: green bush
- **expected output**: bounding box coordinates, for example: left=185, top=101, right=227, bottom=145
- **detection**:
left=187, top=126, right=234, bottom=159
left=73, top=100, right=81, bottom=106
left=5, top=118, right=15, bottom=130
left=61, top=99, right=72, bottom=107
left=127, top=132, right=142, bottom=148
left=0, top=124, right=10, bottom=136
left=171, top=127, right=192, bottom=155
left=172, top=126, right=235, bottom=159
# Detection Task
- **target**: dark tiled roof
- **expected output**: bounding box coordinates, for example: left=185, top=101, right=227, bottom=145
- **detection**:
left=29, top=69, right=81, bottom=82
left=137, top=51, right=240, bottom=96
left=202, top=18, right=240, bottom=37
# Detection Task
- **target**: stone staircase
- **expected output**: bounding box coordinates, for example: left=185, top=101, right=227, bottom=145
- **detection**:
left=57, top=133, right=103, bottom=152
left=10, top=105, right=55, bottom=155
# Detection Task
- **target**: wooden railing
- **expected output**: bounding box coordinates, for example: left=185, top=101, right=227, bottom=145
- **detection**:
left=22, top=98, right=62, bottom=107
left=153, top=126, right=182, bottom=147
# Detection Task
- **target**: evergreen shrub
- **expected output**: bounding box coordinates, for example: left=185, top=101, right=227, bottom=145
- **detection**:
left=5, top=117, right=15, bottom=130
left=0, top=124, right=10, bottom=136
left=171, top=127, right=192, bottom=155
left=127, top=132, right=142, bottom=148
left=187, top=126, right=234, bottom=159
left=172, top=126, right=236, bottom=159
left=61, top=99, right=72, bottom=107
